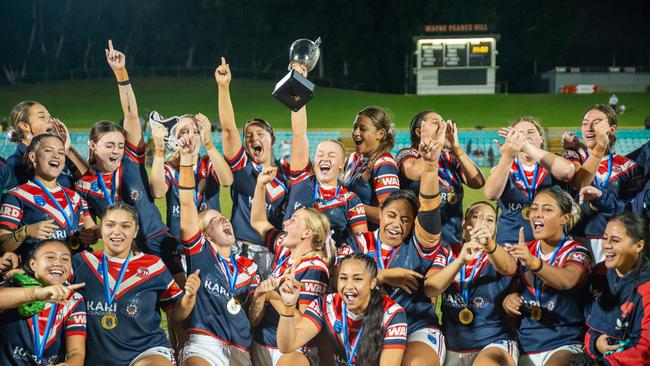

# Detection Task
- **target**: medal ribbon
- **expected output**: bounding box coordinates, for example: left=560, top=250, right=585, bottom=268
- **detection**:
left=593, top=154, right=613, bottom=190
left=343, top=154, right=368, bottom=186
left=96, top=170, right=117, bottom=205
left=532, top=236, right=565, bottom=302
left=460, top=253, right=485, bottom=306
left=32, top=304, right=58, bottom=362
left=32, top=179, right=75, bottom=229
left=437, top=152, right=460, bottom=191
left=254, top=163, right=288, bottom=194
left=515, top=158, right=540, bottom=202
left=102, top=252, right=132, bottom=306
left=270, top=253, right=291, bottom=278
left=341, top=302, right=364, bottom=366
left=373, top=232, right=397, bottom=270
left=313, top=180, right=342, bottom=206
left=217, top=253, right=239, bottom=295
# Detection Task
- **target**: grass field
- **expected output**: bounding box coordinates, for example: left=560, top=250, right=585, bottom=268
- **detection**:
left=1, top=77, right=649, bottom=130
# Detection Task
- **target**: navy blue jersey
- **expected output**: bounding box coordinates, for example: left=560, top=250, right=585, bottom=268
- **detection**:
left=226, top=146, right=292, bottom=246
left=339, top=230, right=441, bottom=333
left=75, top=141, right=173, bottom=257
left=563, top=150, right=642, bottom=239
left=5, top=142, right=76, bottom=190
left=0, top=291, right=86, bottom=366
left=182, top=230, right=260, bottom=351
left=342, top=152, right=400, bottom=207
left=0, top=181, right=90, bottom=257
left=255, top=228, right=329, bottom=348
left=495, top=161, right=556, bottom=245
left=396, top=147, right=466, bottom=245
left=0, top=157, right=11, bottom=199
left=303, top=293, right=407, bottom=365
left=432, top=243, right=514, bottom=351
left=164, top=155, right=221, bottom=241
left=72, top=251, right=182, bottom=365
left=515, top=239, right=592, bottom=354
left=284, top=166, right=367, bottom=247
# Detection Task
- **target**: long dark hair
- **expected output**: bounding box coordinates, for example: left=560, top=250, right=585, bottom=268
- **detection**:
left=610, top=213, right=650, bottom=275
left=526, top=186, right=581, bottom=233
left=22, top=240, right=71, bottom=278
left=381, top=189, right=420, bottom=213
left=22, top=134, right=65, bottom=178
left=88, top=120, right=125, bottom=165
left=9, top=100, right=40, bottom=142
left=339, top=253, right=384, bottom=366
left=409, top=110, right=435, bottom=147
left=102, top=202, right=141, bottom=252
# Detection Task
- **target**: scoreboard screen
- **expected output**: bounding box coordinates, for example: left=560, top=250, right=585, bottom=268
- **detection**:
left=417, top=37, right=495, bottom=68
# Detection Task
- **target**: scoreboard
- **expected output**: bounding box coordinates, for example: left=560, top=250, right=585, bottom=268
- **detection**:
left=414, top=36, right=498, bottom=95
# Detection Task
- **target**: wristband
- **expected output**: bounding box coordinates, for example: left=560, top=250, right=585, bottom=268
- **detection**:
left=117, top=80, right=131, bottom=86
left=180, top=164, right=195, bottom=168
left=591, top=144, right=607, bottom=158
left=178, top=185, right=195, bottom=191
left=485, top=240, right=498, bottom=254
left=205, top=141, right=215, bottom=150
left=531, top=258, right=544, bottom=273
left=113, top=68, right=129, bottom=83
left=154, top=149, right=165, bottom=157
left=280, top=304, right=296, bottom=317
left=419, top=192, right=440, bottom=200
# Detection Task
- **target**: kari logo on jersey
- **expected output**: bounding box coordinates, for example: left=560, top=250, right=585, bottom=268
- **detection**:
left=506, top=202, right=528, bottom=211
left=12, top=346, right=58, bottom=364
left=172, top=205, right=180, bottom=217
left=50, top=229, right=67, bottom=240
left=87, top=301, right=117, bottom=314
left=204, top=279, right=229, bottom=298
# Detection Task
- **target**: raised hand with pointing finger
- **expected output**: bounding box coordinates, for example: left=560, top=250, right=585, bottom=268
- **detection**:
left=215, top=57, right=231, bottom=87
left=105, top=39, right=126, bottom=71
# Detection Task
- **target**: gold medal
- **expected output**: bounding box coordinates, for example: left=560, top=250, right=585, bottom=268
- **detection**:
left=447, top=191, right=459, bottom=205
left=531, top=305, right=542, bottom=321
left=227, top=297, right=241, bottom=315
left=458, top=307, right=474, bottom=325
left=101, top=313, right=118, bottom=330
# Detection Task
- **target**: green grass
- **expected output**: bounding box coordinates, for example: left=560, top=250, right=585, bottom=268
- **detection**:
left=1, top=77, right=648, bottom=130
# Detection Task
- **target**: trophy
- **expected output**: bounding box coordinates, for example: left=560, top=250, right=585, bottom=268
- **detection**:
left=272, top=37, right=321, bottom=111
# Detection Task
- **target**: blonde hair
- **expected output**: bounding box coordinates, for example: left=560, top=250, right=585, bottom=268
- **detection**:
left=198, top=209, right=219, bottom=232
left=167, top=114, right=201, bottom=163
left=300, top=207, right=335, bottom=265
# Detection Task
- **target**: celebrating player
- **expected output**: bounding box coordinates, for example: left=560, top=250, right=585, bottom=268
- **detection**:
left=149, top=111, right=232, bottom=241
left=0, top=134, right=96, bottom=256
left=249, top=166, right=331, bottom=366
left=484, top=117, right=576, bottom=245
left=177, top=133, right=260, bottom=366
left=72, top=202, right=199, bottom=366
left=0, top=240, right=86, bottom=366
left=7, top=101, right=87, bottom=190
left=584, top=213, right=650, bottom=363
left=397, top=111, right=484, bottom=245
left=426, top=202, right=518, bottom=365
left=342, top=106, right=400, bottom=226
left=502, top=186, right=591, bottom=365
left=276, top=253, right=408, bottom=366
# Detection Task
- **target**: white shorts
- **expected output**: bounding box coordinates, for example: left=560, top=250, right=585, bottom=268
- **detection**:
left=519, top=344, right=587, bottom=366
left=129, top=346, right=176, bottom=366
left=252, top=342, right=318, bottom=366
left=445, top=340, right=519, bottom=366
left=407, top=327, right=446, bottom=365
left=180, top=334, right=251, bottom=366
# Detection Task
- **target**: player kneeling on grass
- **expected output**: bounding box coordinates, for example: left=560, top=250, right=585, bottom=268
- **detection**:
left=71, top=202, right=199, bottom=366
left=425, top=202, right=519, bottom=366
left=177, top=133, right=260, bottom=366
left=277, top=253, right=408, bottom=366
left=0, top=240, right=86, bottom=366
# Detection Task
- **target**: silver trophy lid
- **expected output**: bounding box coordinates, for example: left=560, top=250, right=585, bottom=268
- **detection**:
left=288, top=37, right=321, bottom=72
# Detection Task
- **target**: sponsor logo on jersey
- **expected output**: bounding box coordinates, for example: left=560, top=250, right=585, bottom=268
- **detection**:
left=34, top=196, right=46, bottom=206
left=87, top=301, right=118, bottom=314
left=136, top=267, right=150, bottom=279
left=386, top=325, right=407, bottom=337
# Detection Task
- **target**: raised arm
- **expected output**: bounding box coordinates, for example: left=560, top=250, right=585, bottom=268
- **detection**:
left=178, top=135, right=201, bottom=242
left=196, top=113, right=233, bottom=187
left=0, top=283, right=84, bottom=310
left=251, top=167, right=276, bottom=238
left=215, top=57, right=242, bottom=160
left=149, top=124, right=169, bottom=199
left=289, top=65, right=310, bottom=172
left=424, top=243, right=481, bottom=298
left=447, top=121, right=484, bottom=189
left=483, top=129, right=526, bottom=200
left=276, top=276, right=320, bottom=353
left=105, top=40, right=142, bottom=148
left=469, top=213, right=516, bottom=276
left=521, top=141, right=576, bottom=182
left=572, top=120, right=610, bottom=189
left=53, top=118, right=88, bottom=178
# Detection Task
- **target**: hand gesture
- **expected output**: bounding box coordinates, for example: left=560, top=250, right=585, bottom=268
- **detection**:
left=466, top=213, right=492, bottom=247
left=0, top=252, right=19, bottom=273
left=52, top=118, right=71, bottom=153
left=596, top=334, right=620, bottom=355
left=214, top=57, right=231, bottom=87
left=458, top=242, right=483, bottom=264
left=495, top=129, right=526, bottom=160
left=445, top=120, right=460, bottom=149
left=177, top=134, right=197, bottom=158
left=26, top=220, right=59, bottom=240
left=291, top=63, right=308, bottom=78
left=257, top=167, right=277, bottom=186
left=195, top=113, right=213, bottom=146
left=278, top=274, right=300, bottom=306
left=579, top=186, right=603, bottom=204
left=151, top=124, right=168, bottom=151
left=35, top=282, right=85, bottom=304
left=562, top=132, right=584, bottom=150
left=79, top=227, right=99, bottom=246
left=183, top=270, right=201, bottom=300
left=594, top=120, right=611, bottom=149
left=105, top=40, right=125, bottom=71
left=505, top=228, right=536, bottom=268
left=378, top=268, right=423, bottom=294
left=502, top=293, right=523, bottom=317
left=254, top=276, right=279, bottom=299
